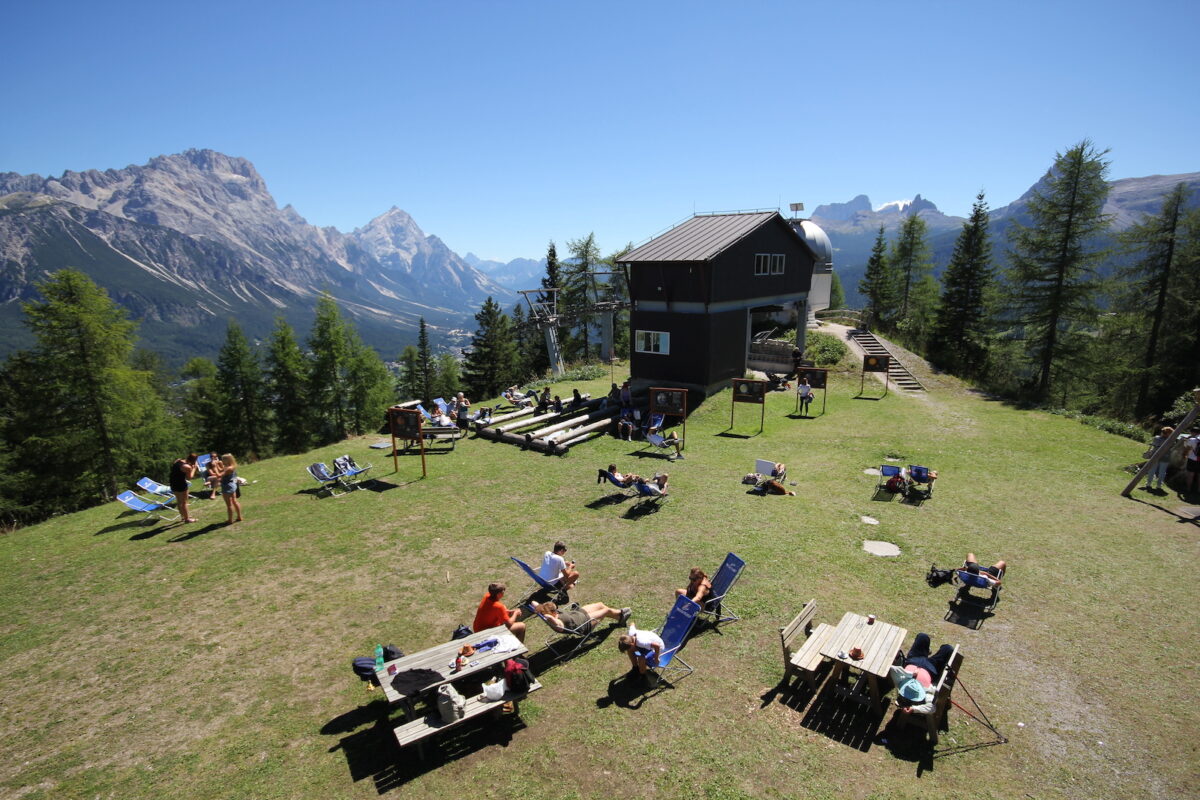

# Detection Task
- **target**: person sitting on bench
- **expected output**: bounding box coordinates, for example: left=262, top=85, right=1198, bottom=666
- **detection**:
left=473, top=582, right=527, bottom=642
left=963, top=553, right=1006, bottom=587
left=890, top=632, right=954, bottom=714
left=616, top=408, right=638, bottom=441
left=535, top=600, right=630, bottom=633
left=618, top=626, right=664, bottom=684
left=570, top=388, right=585, bottom=410
left=537, top=541, right=580, bottom=592
left=432, top=409, right=453, bottom=427
left=675, top=567, right=711, bottom=605
left=634, top=473, right=669, bottom=496
left=552, top=395, right=563, bottom=414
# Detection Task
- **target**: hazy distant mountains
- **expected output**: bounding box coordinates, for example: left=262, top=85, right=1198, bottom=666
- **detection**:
left=0, top=149, right=512, bottom=361
left=462, top=253, right=546, bottom=290
left=811, top=172, right=1200, bottom=301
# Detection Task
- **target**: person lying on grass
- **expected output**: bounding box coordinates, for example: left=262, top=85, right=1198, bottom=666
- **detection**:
left=534, top=600, right=630, bottom=634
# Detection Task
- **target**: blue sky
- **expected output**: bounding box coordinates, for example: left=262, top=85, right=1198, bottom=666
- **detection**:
left=4, top=0, right=1197, bottom=262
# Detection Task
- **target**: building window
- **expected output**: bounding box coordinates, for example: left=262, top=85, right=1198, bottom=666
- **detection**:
left=754, top=254, right=770, bottom=276
left=635, top=330, right=670, bottom=355
left=771, top=254, right=785, bottom=275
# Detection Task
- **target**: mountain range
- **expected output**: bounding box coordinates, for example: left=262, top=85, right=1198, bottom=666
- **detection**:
left=0, top=149, right=512, bottom=361
left=810, top=172, right=1200, bottom=300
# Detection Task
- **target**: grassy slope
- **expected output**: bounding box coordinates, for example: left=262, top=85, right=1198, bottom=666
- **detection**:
left=0, top=363, right=1195, bottom=800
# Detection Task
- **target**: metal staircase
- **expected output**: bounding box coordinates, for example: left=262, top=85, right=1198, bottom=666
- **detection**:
left=850, top=330, right=925, bottom=392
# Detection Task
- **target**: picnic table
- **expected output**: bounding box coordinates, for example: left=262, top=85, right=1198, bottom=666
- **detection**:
left=819, top=611, right=907, bottom=715
left=375, top=626, right=527, bottom=716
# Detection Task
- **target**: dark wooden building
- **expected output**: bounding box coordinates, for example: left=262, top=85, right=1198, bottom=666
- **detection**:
left=618, top=211, right=816, bottom=396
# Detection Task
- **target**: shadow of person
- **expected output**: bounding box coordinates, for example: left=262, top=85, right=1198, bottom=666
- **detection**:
left=596, top=673, right=655, bottom=711
left=167, top=522, right=226, bottom=543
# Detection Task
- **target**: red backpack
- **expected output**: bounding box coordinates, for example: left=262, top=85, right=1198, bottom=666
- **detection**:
left=503, top=657, right=531, bottom=693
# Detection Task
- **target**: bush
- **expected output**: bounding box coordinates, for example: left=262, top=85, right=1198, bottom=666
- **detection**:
left=804, top=331, right=848, bottom=366
left=1045, top=408, right=1147, bottom=442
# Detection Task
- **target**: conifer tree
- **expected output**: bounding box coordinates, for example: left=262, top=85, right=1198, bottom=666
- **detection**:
left=462, top=297, right=519, bottom=398
left=0, top=270, right=176, bottom=520
left=343, top=330, right=392, bottom=435
left=433, top=352, right=461, bottom=401
left=215, top=321, right=270, bottom=457
left=858, top=226, right=896, bottom=329
left=828, top=270, right=845, bottom=310
left=180, top=357, right=220, bottom=448
left=396, top=345, right=421, bottom=400
left=563, top=233, right=602, bottom=360
left=1113, top=183, right=1195, bottom=417
left=307, top=293, right=350, bottom=443
left=265, top=317, right=310, bottom=453
left=416, top=318, right=434, bottom=405
left=932, top=192, right=994, bottom=376
left=890, top=213, right=933, bottom=324
left=1007, top=140, right=1111, bottom=402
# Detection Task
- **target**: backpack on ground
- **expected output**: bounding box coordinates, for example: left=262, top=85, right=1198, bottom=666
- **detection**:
left=926, top=563, right=956, bottom=588
left=351, top=657, right=381, bottom=686
left=436, top=683, right=466, bottom=722
left=451, top=624, right=472, bottom=640
left=503, top=657, right=532, bottom=694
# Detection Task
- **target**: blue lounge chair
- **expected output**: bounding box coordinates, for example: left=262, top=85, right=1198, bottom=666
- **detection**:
left=433, top=397, right=449, bottom=415
left=332, top=455, right=372, bottom=488
left=876, top=464, right=904, bottom=495
left=136, top=477, right=174, bottom=500
left=952, top=563, right=1003, bottom=612
left=650, top=595, right=702, bottom=683
left=511, top=556, right=570, bottom=606
left=907, top=465, right=935, bottom=498
left=524, top=599, right=598, bottom=658
left=116, top=490, right=180, bottom=523
left=698, top=553, right=745, bottom=625
left=644, top=431, right=684, bottom=460
left=633, top=477, right=668, bottom=504
left=415, top=404, right=433, bottom=422
left=307, top=462, right=348, bottom=496
left=597, top=468, right=637, bottom=497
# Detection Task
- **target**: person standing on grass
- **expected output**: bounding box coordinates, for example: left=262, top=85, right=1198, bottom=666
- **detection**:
left=220, top=453, right=243, bottom=525
left=798, top=377, right=813, bottom=415
left=1185, top=432, right=1200, bottom=495
left=170, top=453, right=199, bottom=523
left=1142, top=426, right=1174, bottom=492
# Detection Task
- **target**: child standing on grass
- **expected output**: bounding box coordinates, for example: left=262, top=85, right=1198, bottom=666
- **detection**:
left=220, top=453, right=243, bottom=525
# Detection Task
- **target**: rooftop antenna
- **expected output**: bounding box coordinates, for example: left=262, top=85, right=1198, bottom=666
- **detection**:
left=789, top=202, right=805, bottom=221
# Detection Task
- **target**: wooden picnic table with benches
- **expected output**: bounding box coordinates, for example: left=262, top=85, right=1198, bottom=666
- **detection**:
left=819, top=611, right=907, bottom=715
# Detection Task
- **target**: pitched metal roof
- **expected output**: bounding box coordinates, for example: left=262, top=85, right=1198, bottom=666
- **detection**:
left=619, top=211, right=780, bottom=263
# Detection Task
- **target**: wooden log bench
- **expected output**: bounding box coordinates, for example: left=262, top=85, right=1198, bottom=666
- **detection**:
left=781, top=599, right=834, bottom=691
left=393, top=679, right=542, bottom=758
left=400, top=426, right=462, bottom=451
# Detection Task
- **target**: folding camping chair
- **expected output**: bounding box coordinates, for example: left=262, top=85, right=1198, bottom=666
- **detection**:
left=597, top=468, right=638, bottom=497
left=116, top=490, right=180, bottom=523
left=755, top=459, right=786, bottom=482
left=136, top=477, right=175, bottom=500
left=876, top=464, right=904, bottom=495
left=332, top=455, right=372, bottom=488
left=649, top=595, right=702, bottom=684
left=698, top=552, right=745, bottom=625
left=306, top=462, right=348, bottom=497
left=951, top=563, right=1004, bottom=612
left=415, top=404, right=433, bottom=423
left=644, top=431, right=684, bottom=460
left=433, top=397, right=449, bottom=415
left=907, top=465, right=936, bottom=498
left=511, top=556, right=570, bottom=607
left=633, top=476, right=669, bottom=506
left=525, top=600, right=599, bottom=658
left=641, top=412, right=665, bottom=437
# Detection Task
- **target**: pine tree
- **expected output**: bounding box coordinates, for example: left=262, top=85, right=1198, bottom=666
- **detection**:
left=890, top=213, right=933, bottom=323
left=307, top=293, right=350, bottom=444
left=1113, top=183, right=1194, bottom=418
left=416, top=318, right=434, bottom=405
left=396, top=345, right=421, bottom=400
left=564, top=233, right=602, bottom=361
left=343, top=331, right=392, bottom=436
left=932, top=192, right=994, bottom=376
left=180, top=357, right=221, bottom=449
left=828, top=270, right=845, bottom=310
left=215, top=321, right=270, bottom=457
left=1007, top=140, right=1111, bottom=402
left=0, top=270, right=177, bottom=520
left=461, top=297, right=519, bottom=398
left=858, top=226, right=896, bottom=329
left=265, top=317, right=311, bottom=453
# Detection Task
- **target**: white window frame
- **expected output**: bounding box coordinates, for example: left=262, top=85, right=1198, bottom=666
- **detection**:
left=770, top=254, right=785, bottom=275
left=754, top=253, right=770, bottom=276
left=635, top=330, right=670, bottom=355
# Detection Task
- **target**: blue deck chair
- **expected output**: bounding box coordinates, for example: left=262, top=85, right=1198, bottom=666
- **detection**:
left=433, top=397, right=449, bottom=415
left=524, top=600, right=599, bottom=658
left=116, top=490, right=180, bottom=523
left=644, top=431, right=684, bottom=460
left=511, top=556, right=570, bottom=606
left=332, top=455, right=372, bottom=488
left=597, top=468, right=637, bottom=497
left=307, top=462, right=348, bottom=496
left=633, top=478, right=669, bottom=505
left=136, top=477, right=174, bottom=500
left=953, top=563, right=1003, bottom=612
left=415, top=404, right=433, bottom=422
left=698, top=552, right=745, bottom=625
left=650, top=595, right=702, bottom=683
left=641, top=412, right=665, bottom=436
left=907, top=465, right=935, bottom=498
left=876, top=464, right=904, bottom=494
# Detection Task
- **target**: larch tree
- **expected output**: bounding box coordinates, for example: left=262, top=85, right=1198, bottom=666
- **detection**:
left=343, top=330, right=392, bottom=436
left=563, top=233, right=602, bottom=361
left=265, top=317, right=311, bottom=453
left=1007, top=140, right=1111, bottom=402
left=890, top=213, right=933, bottom=324
left=416, top=318, right=434, bottom=405
left=396, top=345, right=421, bottom=401
left=932, top=192, right=995, bottom=376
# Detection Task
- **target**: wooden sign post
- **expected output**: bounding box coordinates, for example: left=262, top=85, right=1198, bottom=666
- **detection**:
left=388, top=406, right=426, bottom=478
left=731, top=378, right=767, bottom=433
left=860, top=354, right=890, bottom=398
left=650, top=388, right=688, bottom=451
left=795, top=367, right=829, bottom=417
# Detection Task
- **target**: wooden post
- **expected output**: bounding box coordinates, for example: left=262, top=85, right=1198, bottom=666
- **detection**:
left=1122, top=390, right=1200, bottom=497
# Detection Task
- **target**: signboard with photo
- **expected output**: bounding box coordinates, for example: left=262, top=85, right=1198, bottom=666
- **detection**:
left=862, top=354, right=890, bottom=373
left=732, top=378, right=767, bottom=404
left=650, top=387, right=687, bottom=417
left=389, top=407, right=422, bottom=440
left=798, top=368, right=828, bottom=389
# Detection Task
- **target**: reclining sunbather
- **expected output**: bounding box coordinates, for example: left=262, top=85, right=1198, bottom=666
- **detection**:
left=962, top=553, right=1006, bottom=587
left=675, top=567, right=712, bottom=605
left=601, top=464, right=639, bottom=487
left=890, top=632, right=955, bottom=714
left=635, top=473, right=669, bottom=496
left=535, top=600, right=630, bottom=634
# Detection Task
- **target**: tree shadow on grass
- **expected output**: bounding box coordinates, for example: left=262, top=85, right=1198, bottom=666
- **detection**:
left=329, top=712, right=528, bottom=793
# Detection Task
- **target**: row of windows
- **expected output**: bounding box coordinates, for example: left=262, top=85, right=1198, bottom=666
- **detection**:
left=754, top=253, right=785, bottom=276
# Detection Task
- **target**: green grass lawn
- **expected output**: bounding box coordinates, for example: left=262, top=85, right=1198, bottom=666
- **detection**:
left=1, top=360, right=1195, bottom=800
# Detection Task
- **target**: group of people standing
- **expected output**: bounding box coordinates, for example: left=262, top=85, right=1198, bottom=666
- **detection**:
left=1140, top=424, right=1200, bottom=495
left=169, top=452, right=243, bottom=525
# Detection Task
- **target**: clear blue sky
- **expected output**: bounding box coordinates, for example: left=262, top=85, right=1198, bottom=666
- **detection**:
left=4, top=0, right=1197, bottom=262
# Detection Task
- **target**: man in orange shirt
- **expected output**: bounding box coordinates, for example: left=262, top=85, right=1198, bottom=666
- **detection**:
left=472, top=582, right=526, bottom=642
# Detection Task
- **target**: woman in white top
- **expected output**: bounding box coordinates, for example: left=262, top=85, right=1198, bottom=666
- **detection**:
left=618, top=627, right=664, bottom=685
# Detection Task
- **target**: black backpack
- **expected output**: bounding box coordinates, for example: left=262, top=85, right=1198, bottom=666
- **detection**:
left=382, top=644, right=403, bottom=661
left=352, top=657, right=381, bottom=685
left=925, top=563, right=956, bottom=588
left=451, top=624, right=472, bottom=640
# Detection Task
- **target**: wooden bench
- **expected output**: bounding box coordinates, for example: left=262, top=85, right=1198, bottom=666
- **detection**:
left=393, top=679, right=542, bottom=758
left=780, top=599, right=834, bottom=690
left=400, top=426, right=462, bottom=451
left=895, top=646, right=961, bottom=744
